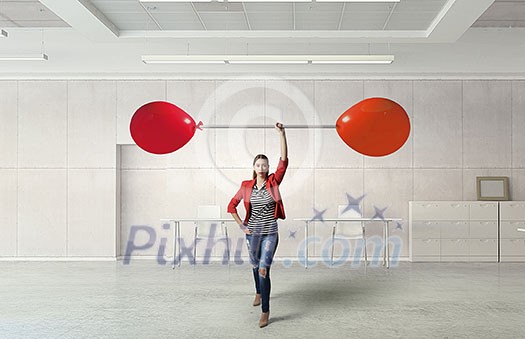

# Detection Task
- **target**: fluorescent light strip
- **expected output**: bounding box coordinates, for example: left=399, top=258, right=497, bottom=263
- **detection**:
left=1, top=29, right=7, bottom=38
left=139, top=0, right=399, bottom=2
left=316, top=0, right=399, bottom=2
left=228, top=60, right=309, bottom=64
left=0, top=54, right=49, bottom=61
left=142, top=55, right=225, bottom=63
left=142, top=54, right=393, bottom=64
left=140, top=0, right=221, bottom=2
left=227, top=0, right=310, bottom=2
left=311, top=54, right=394, bottom=64
left=228, top=55, right=309, bottom=63
left=140, top=0, right=220, bottom=2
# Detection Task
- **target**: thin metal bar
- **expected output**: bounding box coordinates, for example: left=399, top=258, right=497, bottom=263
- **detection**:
left=386, top=221, right=390, bottom=269
left=200, top=124, right=334, bottom=129
left=305, top=221, right=309, bottom=269
left=171, top=221, right=176, bottom=269
left=177, top=222, right=181, bottom=267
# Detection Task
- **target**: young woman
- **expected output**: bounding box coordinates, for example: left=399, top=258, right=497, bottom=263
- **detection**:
left=227, top=122, right=288, bottom=328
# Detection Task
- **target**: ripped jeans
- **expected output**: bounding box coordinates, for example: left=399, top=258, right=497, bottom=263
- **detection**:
left=246, top=233, right=279, bottom=313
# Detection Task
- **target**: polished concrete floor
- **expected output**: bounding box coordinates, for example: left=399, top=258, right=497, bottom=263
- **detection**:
left=1, top=261, right=524, bottom=339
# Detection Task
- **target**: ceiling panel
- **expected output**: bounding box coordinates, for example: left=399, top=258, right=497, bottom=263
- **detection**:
left=193, top=2, right=244, bottom=12
left=295, top=11, right=341, bottom=30
left=248, top=12, right=293, bottom=30
left=157, top=20, right=204, bottom=30
left=0, top=0, right=67, bottom=23
left=0, top=18, right=68, bottom=27
left=473, top=20, right=525, bottom=27
left=343, top=2, right=397, bottom=12
left=89, top=0, right=145, bottom=13
left=243, top=2, right=292, bottom=31
left=341, top=4, right=390, bottom=30
left=151, top=12, right=203, bottom=30
left=198, top=12, right=248, bottom=30
left=243, top=2, right=292, bottom=12
left=394, top=0, right=447, bottom=12
left=473, top=0, right=525, bottom=27
left=340, top=12, right=390, bottom=30
left=139, top=2, right=193, bottom=12
left=386, top=11, right=438, bottom=30
left=295, top=2, right=343, bottom=13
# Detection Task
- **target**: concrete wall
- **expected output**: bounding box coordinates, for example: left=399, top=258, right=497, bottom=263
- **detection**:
left=1, top=79, right=524, bottom=263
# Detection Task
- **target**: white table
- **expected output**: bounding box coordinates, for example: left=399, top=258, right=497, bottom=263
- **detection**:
left=294, top=218, right=402, bottom=269
left=161, top=218, right=238, bottom=269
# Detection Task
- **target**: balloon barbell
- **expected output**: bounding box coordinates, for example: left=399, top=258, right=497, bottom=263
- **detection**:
left=196, top=124, right=334, bottom=129
left=129, top=97, right=411, bottom=157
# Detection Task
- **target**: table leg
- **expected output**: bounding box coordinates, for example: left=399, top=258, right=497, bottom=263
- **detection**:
left=177, top=222, right=181, bottom=267
left=385, top=221, right=390, bottom=269
left=382, top=221, right=386, bottom=266
left=305, top=221, right=309, bottom=269
left=172, top=221, right=176, bottom=269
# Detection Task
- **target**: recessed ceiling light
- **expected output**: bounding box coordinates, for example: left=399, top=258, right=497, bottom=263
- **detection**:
left=142, top=54, right=394, bottom=64
left=142, top=55, right=225, bottom=64
left=310, top=54, right=394, bottom=64
left=316, top=0, right=399, bottom=2
left=139, top=0, right=400, bottom=2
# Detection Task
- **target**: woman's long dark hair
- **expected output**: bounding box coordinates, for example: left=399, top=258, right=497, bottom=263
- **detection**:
left=252, top=154, right=269, bottom=179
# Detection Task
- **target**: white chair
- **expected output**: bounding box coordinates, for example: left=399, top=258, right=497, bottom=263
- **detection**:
left=193, top=205, right=230, bottom=265
left=331, top=205, right=368, bottom=266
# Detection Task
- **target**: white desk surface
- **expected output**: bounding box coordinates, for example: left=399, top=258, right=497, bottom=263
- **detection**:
left=294, top=218, right=402, bottom=222
left=162, top=218, right=402, bottom=222
left=161, top=218, right=237, bottom=222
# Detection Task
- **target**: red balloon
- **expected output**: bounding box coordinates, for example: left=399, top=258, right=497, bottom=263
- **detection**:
left=336, top=97, right=410, bottom=157
left=130, top=101, right=196, bottom=154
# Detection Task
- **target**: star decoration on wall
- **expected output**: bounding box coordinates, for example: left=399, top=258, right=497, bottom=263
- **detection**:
left=288, top=230, right=297, bottom=239
left=342, top=193, right=366, bottom=215
left=310, top=207, right=328, bottom=222
left=396, top=222, right=404, bottom=230
left=372, top=206, right=388, bottom=220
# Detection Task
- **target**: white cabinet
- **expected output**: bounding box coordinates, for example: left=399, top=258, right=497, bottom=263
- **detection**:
left=499, top=202, right=525, bottom=262
left=411, top=238, right=440, bottom=262
left=469, top=239, right=498, bottom=259
left=410, top=201, right=498, bottom=262
left=500, top=202, right=525, bottom=220
left=411, top=202, right=469, bottom=221
left=470, top=221, right=497, bottom=239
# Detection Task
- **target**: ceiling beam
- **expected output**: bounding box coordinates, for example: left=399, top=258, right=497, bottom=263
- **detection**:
left=39, top=0, right=119, bottom=41
left=426, top=0, right=496, bottom=42
left=119, top=29, right=428, bottom=42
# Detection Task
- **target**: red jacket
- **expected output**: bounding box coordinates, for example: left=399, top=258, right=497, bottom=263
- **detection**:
left=227, top=158, right=288, bottom=224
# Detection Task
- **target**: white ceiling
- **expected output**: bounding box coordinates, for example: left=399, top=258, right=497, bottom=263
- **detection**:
left=2, top=0, right=524, bottom=30
left=90, top=0, right=448, bottom=31
left=0, top=0, right=68, bottom=27
left=1, top=0, right=525, bottom=75
left=473, top=0, right=525, bottom=28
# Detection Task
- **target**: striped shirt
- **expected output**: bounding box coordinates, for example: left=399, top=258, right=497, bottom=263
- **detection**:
left=247, top=182, right=278, bottom=235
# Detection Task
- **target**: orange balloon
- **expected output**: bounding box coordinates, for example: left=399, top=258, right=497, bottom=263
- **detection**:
left=336, top=97, right=410, bottom=157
